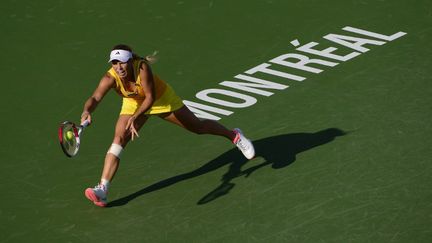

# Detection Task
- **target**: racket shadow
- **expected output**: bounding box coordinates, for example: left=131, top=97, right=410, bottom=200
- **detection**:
left=106, top=128, right=347, bottom=207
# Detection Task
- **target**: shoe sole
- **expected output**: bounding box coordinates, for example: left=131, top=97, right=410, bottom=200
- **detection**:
left=85, top=188, right=107, bottom=207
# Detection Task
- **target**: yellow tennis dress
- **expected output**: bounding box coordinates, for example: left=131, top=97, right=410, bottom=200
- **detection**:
left=107, top=59, right=184, bottom=115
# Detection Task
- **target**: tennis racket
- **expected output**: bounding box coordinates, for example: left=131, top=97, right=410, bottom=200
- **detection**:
left=58, top=120, right=90, bottom=157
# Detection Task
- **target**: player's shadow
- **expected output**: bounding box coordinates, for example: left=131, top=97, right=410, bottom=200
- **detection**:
left=107, top=128, right=346, bottom=207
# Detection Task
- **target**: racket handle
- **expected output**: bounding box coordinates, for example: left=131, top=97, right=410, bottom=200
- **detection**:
left=81, top=120, right=90, bottom=128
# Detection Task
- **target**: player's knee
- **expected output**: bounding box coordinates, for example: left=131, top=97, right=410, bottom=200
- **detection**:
left=113, top=132, right=130, bottom=145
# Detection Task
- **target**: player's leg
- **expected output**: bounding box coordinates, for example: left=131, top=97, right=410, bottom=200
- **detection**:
left=85, top=114, right=149, bottom=207
left=159, top=105, right=236, bottom=140
left=101, top=114, right=149, bottom=181
left=159, top=105, right=255, bottom=159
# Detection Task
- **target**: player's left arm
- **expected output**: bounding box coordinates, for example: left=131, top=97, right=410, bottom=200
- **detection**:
left=133, top=61, right=156, bottom=118
left=125, top=61, right=156, bottom=138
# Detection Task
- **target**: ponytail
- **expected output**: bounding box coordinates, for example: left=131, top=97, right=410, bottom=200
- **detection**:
left=144, top=50, right=158, bottom=64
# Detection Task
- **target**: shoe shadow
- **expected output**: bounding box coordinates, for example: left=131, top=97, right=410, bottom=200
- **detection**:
left=107, top=128, right=347, bottom=207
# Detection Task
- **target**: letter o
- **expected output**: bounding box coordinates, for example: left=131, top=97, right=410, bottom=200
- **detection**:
left=196, top=89, right=257, bottom=108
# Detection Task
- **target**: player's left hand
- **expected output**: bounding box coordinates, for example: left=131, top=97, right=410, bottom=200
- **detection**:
left=126, top=116, right=139, bottom=141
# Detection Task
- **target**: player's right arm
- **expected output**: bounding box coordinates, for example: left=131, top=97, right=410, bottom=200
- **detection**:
left=81, top=73, right=116, bottom=125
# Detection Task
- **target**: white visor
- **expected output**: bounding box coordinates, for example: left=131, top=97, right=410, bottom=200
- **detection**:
left=108, top=49, right=132, bottom=63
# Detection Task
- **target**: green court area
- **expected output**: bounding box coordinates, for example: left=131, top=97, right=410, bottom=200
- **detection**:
left=1, top=0, right=432, bottom=242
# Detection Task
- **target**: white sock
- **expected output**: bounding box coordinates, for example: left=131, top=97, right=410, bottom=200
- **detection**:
left=101, top=179, right=110, bottom=191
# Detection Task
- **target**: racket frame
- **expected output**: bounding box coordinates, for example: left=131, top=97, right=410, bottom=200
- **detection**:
left=58, top=120, right=89, bottom=157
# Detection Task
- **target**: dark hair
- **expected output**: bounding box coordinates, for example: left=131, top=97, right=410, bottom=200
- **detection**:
left=112, top=44, right=133, bottom=52
left=111, top=44, right=158, bottom=64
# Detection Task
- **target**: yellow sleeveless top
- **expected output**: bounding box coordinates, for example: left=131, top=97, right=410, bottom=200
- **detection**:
left=107, top=58, right=167, bottom=100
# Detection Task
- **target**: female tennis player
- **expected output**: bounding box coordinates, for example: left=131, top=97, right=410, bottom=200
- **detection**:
left=80, top=44, right=255, bottom=207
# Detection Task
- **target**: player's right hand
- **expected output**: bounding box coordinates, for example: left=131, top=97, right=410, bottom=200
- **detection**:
left=81, top=111, right=92, bottom=126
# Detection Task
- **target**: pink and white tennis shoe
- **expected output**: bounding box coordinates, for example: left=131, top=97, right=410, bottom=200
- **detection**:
left=85, top=184, right=108, bottom=207
left=233, top=128, right=255, bottom=160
